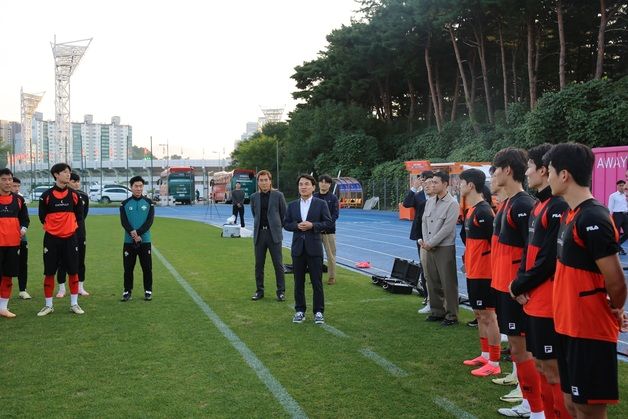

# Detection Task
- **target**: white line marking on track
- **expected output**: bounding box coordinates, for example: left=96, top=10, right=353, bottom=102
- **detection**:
left=153, top=246, right=308, bottom=419
left=432, top=396, right=478, bottom=419
left=358, top=348, right=409, bottom=377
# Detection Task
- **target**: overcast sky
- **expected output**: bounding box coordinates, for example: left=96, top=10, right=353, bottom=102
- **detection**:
left=0, top=0, right=358, bottom=158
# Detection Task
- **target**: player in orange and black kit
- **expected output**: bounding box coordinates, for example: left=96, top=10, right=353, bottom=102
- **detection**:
left=491, top=148, right=545, bottom=418
left=37, top=163, right=85, bottom=317
left=0, top=169, right=30, bottom=318
left=459, top=168, right=502, bottom=377
left=546, top=143, right=626, bottom=419
left=509, top=144, right=570, bottom=418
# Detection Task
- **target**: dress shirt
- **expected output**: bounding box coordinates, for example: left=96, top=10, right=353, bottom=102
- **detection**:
left=300, top=196, right=313, bottom=221
left=608, top=191, right=628, bottom=213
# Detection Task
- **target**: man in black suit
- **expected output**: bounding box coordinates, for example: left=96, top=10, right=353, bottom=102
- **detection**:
left=249, top=170, right=287, bottom=301
left=284, top=174, right=333, bottom=324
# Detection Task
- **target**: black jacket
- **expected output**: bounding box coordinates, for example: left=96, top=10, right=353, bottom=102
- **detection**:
left=402, top=189, right=427, bottom=241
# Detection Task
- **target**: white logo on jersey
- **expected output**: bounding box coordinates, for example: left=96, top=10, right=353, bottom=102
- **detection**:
left=544, top=345, right=553, bottom=353
left=476, top=300, right=483, bottom=306
left=517, top=213, right=527, bottom=217
left=141, top=205, right=148, bottom=211
left=43, top=247, right=48, bottom=254
left=124, top=251, right=129, bottom=257
left=508, top=323, right=516, bottom=330
left=552, top=213, right=562, bottom=218
left=571, top=386, right=580, bottom=396
left=586, top=225, right=599, bottom=231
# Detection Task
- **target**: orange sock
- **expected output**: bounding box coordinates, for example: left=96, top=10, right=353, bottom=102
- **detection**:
left=516, top=359, right=544, bottom=413
left=489, top=344, right=501, bottom=363
left=480, top=337, right=489, bottom=353
left=0, top=276, right=12, bottom=298
left=69, top=274, right=79, bottom=295
left=551, top=382, right=572, bottom=418
left=539, top=373, right=556, bottom=419
left=44, top=275, right=55, bottom=298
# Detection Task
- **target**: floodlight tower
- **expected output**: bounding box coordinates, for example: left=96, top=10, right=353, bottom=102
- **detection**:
left=259, top=106, right=285, bottom=128
left=51, top=36, right=92, bottom=164
left=20, top=88, right=44, bottom=168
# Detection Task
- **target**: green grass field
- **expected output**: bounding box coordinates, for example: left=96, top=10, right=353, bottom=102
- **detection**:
left=1, top=216, right=626, bottom=418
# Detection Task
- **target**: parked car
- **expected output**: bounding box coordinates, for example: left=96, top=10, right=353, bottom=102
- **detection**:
left=89, top=186, right=131, bottom=203
left=30, top=185, right=54, bottom=200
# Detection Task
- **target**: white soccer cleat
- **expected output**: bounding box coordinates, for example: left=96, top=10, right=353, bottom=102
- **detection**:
left=497, top=401, right=530, bottom=417
left=37, top=306, right=54, bottom=317
left=0, top=309, right=16, bottom=318
left=18, top=291, right=32, bottom=300
left=417, top=304, right=431, bottom=314
left=78, top=289, right=90, bottom=296
left=70, top=304, right=85, bottom=315
left=56, top=291, right=65, bottom=298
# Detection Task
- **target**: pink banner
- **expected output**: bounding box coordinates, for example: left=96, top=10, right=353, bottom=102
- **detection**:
left=592, top=146, right=628, bottom=205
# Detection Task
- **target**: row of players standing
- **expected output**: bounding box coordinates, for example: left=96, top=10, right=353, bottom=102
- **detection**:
left=0, top=163, right=155, bottom=318
left=404, top=143, right=626, bottom=419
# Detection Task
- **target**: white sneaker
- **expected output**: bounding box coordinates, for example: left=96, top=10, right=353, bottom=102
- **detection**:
left=418, top=304, right=431, bottom=314
left=70, top=304, right=85, bottom=315
left=37, top=306, right=54, bottom=317
left=499, top=386, right=523, bottom=403
left=18, top=291, right=32, bottom=300
left=314, top=312, right=325, bottom=324
left=493, top=372, right=519, bottom=386
left=497, top=402, right=530, bottom=417
left=78, top=289, right=90, bottom=296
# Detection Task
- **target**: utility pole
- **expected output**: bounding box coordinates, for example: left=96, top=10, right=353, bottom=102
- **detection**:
left=150, top=136, right=154, bottom=195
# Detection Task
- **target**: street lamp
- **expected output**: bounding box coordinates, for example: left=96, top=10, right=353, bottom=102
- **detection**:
left=159, top=140, right=169, bottom=167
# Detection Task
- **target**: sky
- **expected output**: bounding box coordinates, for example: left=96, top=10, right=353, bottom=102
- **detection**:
left=0, top=0, right=359, bottom=159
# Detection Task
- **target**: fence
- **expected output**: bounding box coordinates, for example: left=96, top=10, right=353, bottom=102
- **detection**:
left=363, top=177, right=410, bottom=211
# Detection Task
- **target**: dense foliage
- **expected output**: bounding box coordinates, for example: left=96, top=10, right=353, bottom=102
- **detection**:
left=232, top=0, right=628, bottom=196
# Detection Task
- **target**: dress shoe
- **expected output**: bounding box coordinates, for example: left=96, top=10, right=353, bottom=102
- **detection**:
left=441, top=318, right=459, bottom=326
left=276, top=293, right=285, bottom=302
left=425, top=315, right=445, bottom=322
left=327, top=278, right=336, bottom=285
left=251, top=292, right=264, bottom=301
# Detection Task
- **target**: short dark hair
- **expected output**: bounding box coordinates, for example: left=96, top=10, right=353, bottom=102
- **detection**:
left=459, top=169, right=486, bottom=193
left=235, top=181, right=241, bottom=185
left=433, top=171, right=449, bottom=185
left=70, top=173, right=80, bottom=182
left=50, top=163, right=71, bottom=178
left=482, top=185, right=493, bottom=204
left=528, top=143, right=553, bottom=171
left=420, top=170, right=434, bottom=179
left=617, top=180, right=626, bottom=186
left=0, top=168, right=13, bottom=177
left=542, top=142, right=594, bottom=187
left=318, top=174, right=333, bottom=183
left=296, top=174, right=316, bottom=187
left=492, top=147, right=527, bottom=183
left=129, top=175, right=145, bottom=186
left=12, top=176, right=20, bottom=184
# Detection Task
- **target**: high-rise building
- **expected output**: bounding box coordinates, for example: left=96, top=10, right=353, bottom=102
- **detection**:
left=28, top=114, right=132, bottom=164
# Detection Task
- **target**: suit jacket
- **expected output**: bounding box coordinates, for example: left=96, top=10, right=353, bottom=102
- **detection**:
left=284, top=197, right=333, bottom=257
left=250, top=189, right=287, bottom=245
left=402, top=189, right=427, bottom=241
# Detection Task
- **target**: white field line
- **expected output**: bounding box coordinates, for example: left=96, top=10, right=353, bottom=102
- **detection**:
left=153, top=247, right=308, bottom=419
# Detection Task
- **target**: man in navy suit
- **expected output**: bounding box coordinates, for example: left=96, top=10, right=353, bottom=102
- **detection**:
left=284, top=174, right=333, bottom=324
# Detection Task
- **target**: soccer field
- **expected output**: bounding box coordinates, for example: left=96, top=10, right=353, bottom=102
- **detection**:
left=1, top=216, right=626, bottom=418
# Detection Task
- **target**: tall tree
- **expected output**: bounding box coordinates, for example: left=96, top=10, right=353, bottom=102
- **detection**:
left=556, top=0, right=567, bottom=89
left=595, top=0, right=607, bottom=79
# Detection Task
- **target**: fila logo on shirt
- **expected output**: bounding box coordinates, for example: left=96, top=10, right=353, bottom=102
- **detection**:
left=571, top=386, right=580, bottom=396
left=544, top=345, right=553, bottom=354
left=585, top=225, right=599, bottom=232
left=508, top=323, right=516, bottom=330
left=476, top=300, right=483, bottom=306
left=517, top=213, right=527, bottom=218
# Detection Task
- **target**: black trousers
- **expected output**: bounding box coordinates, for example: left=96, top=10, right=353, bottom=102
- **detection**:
left=612, top=212, right=628, bottom=245
left=57, top=236, right=86, bottom=284
left=43, top=233, right=78, bottom=276
left=254, top=229, right=285, bottom=295
left=232, top=204, right=245, bottom=227
left=293, top=254, right=324, bottom=314
left=123, top=242, right=153, bottom=292
left=18, top=241, right=27, bottom=292
left=416, top=241, right=428, bottom=298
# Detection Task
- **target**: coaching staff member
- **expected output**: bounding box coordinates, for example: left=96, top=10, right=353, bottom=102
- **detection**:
left=250, top=170, right=287, bottom=301
left=284, top=174, right=333, bottom=324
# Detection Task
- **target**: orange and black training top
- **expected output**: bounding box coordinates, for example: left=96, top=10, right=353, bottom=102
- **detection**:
left=491, top=191, right=536, bottom=293
left=463, top=200, right=494, bottom=280
left=38, top=185, right=83, bottom=238
left=0, top=193, right=30, bottom=247
left=554, top=199, right=620, bottom=343
left=511, top=187, right=569, bottom=318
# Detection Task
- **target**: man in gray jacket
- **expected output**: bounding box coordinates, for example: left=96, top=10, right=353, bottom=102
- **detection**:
left=249, top=170, right=287, bottom=301
left=420, top=171, right=460, bottom=326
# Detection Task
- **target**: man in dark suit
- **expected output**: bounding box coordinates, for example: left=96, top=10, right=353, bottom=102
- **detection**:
left=284, top=174, right=333, bottom=324
left=249, top=170, right=287, bottom=301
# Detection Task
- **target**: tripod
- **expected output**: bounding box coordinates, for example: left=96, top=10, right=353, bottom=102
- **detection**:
left=204, top=187, right=220, bottom=221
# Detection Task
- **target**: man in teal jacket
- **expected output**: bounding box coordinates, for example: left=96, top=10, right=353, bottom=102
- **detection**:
left=120, top=176, right=155, bottom=301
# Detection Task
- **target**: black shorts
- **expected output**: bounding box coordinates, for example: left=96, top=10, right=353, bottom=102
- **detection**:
left=466, top=278, right=495, bottom=309
left=526, top=316, right=558, bottom=360
left=0, top=246, right=20, bottom=277
left=556, top=333, right=618, bottom=405
left=494, top=290, right=527, bottom=336
left=43, top=233, right=79, bottom=276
